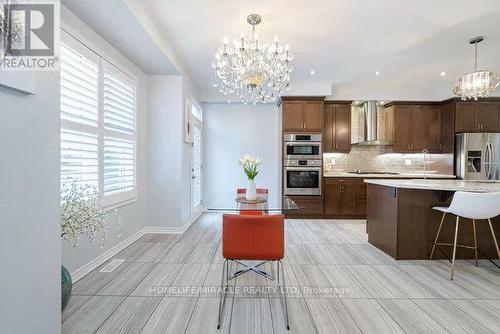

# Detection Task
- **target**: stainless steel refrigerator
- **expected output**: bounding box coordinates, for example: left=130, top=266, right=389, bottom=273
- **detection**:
left=456, top=133, right=500, bottom=180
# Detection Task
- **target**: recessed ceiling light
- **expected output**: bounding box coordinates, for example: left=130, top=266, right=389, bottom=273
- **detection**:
left=375, top=71, right=381, bottom=76
left=309, top=70, right=316, bottom=75
left=440, top=71, right=447, bottom=77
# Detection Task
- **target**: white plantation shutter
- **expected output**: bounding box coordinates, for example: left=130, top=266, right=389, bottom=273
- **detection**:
left=60, top=33, right=100, bottom=190
left=103, top=71, right=135, bottom=134
left=60, top=31, right=137, bottom=206
left=60, top=44, right=99, bottom=126
left=61, top=129, right=99, bottom=187
left=104, top=137, right=135, bottom=194
left=102, top=61, right=137, bottom=202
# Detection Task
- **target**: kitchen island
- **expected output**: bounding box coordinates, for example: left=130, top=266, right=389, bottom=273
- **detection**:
left=365, top=179, right=500, bottom=260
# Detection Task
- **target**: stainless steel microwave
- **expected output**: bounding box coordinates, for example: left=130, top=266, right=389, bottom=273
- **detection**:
left=283, top=133, right=322, bottom=160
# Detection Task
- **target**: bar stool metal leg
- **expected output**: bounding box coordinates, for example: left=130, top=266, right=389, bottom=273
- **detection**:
left=430, top=212, right=446, bottom=260
left=487, top=218, right=500, bottom=259
left=450, top=216, right=460, bottom=280
left=472, top=219, right=478, bottom=267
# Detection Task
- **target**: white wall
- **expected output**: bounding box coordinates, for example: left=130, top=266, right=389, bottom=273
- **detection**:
left=148, top=75, right=202, bottom=230
left=60, top=6, right=149, bottom=273
left=148, top=76, right=185, bottom=228
left=0, top=72, right=61, bottom=333
left=204, top=103, right=280, bottom=201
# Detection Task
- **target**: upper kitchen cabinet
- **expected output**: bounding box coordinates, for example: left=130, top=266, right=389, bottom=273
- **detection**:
left=323, top=102, right=351, bottom=153
left=439, top=102, right=455, bottom=153
left=455, top=101, right=500, bottom=132
left=477, top=103, right=500, bottom=131
left=281, top=97, right=324, bottom=132
left=385, top=103, right=442, bottom=153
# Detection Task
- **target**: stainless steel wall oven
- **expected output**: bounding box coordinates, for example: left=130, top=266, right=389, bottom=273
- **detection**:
left=283, top=133, right=322, bottom=195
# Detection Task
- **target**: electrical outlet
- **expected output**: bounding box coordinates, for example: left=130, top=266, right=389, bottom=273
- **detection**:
left=405, top=159, right=412, bottom=166
left=330, top=159, right=336, bottom=165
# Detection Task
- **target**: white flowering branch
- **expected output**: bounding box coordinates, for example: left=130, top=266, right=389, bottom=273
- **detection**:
left=60, top=183, right=109, bottom=248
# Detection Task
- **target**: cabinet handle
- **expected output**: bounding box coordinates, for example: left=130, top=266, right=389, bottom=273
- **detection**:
left=439, top=143, right=443, bottom=152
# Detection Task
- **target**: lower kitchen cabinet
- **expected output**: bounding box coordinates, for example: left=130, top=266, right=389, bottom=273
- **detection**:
left=286, top=195, right=323, bottom=216
left=324, top=178, right=366, bottom=217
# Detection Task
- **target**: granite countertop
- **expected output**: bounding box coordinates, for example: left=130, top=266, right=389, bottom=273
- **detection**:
left=323, top=172, right=456, bottom=179
left=364, top=179, right=500, bottom=192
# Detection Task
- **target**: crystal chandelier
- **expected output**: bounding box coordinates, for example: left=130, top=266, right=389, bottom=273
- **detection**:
left=212, top=14, right=294, bottom=104
left=453, top=36, right=499, bottom=100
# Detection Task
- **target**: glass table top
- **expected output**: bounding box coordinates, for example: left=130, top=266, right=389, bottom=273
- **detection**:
left=205, top=192, right=299, bottom=213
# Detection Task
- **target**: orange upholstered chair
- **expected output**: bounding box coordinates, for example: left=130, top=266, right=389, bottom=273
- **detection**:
left=217, top=214, right=289, bottom=330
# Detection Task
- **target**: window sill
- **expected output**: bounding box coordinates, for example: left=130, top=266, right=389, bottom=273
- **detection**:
left=104, top=197, right=137, bottom=211
left=103, top=190, right=138, bottom=211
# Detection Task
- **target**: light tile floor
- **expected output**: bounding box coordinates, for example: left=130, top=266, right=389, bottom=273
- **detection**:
left=62, top=214, right=500, bottom=333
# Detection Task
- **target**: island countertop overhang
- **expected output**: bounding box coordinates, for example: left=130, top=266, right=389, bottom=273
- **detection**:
left=364, top=179, right=500, bottom=193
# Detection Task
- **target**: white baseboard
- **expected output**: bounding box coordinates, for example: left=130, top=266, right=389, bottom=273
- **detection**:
left=71, top=228, right=147, bottom=282
left=70, top=211, right=203, bottom=282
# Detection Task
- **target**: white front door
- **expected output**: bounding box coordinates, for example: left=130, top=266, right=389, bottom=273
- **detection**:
left=191, top=117, right=203, bottom=216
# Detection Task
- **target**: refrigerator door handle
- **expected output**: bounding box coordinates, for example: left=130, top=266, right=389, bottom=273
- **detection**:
left=485, top=142, right=493, bottom=180
left=491, top=142, right=496, bottom=180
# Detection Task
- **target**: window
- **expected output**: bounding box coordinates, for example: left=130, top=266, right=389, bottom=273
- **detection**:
left=191, top=101, right=203, bottom=122
left=60, top=31, right=137, bottom=207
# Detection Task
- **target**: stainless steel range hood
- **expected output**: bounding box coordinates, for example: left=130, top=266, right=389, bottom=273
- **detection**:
left=352, top=101, right=391, bottom=146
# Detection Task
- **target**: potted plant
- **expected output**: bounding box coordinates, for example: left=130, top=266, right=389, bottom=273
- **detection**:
left=60, top=183, right=109, bottom=312
left=238, top=154, right=263, bottom=200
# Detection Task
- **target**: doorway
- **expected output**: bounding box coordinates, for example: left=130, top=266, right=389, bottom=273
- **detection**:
left=190, top=101, right=203, bottom=217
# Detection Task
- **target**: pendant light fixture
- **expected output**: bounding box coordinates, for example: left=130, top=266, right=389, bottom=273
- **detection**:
left=453, top=36, right=499, bottom=100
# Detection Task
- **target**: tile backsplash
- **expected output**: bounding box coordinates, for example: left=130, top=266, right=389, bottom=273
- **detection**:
left=324, top=146, right=454, bottom=175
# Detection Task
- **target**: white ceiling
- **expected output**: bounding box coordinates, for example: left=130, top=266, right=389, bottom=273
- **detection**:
left=63, top=0, right=178, bottom=75
left=138, top=0, right=500, bottom=101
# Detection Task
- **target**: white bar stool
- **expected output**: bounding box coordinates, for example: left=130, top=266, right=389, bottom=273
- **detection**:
left=429, top=191, right=500, bottom=280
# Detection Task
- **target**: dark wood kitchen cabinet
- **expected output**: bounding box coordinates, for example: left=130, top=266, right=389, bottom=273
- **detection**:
left=286, top=195, right=323, bottom=217
left=424, top=105, right=441, bottom=152
left=477, top=103, right=500, bottom=131
left=455, top=102, right=500, bottom=132
left=324, top=102, right=351, bottom=153
left=439, top=102, right=455, bottom=153
left=385, top=103, right=442, bottom=153
left=324, top=178, right=365, bottom=217
left=281, top=98, right=324, bottom=132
